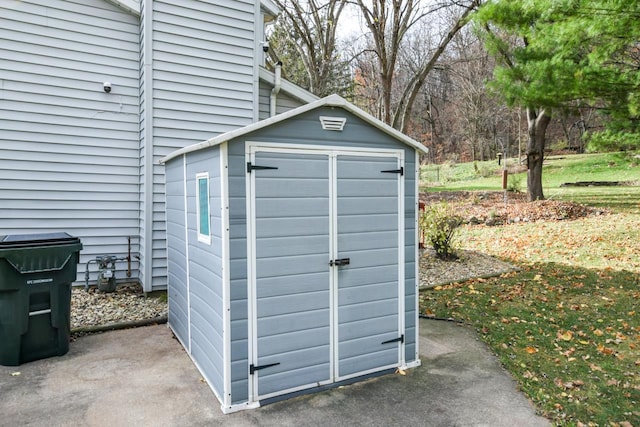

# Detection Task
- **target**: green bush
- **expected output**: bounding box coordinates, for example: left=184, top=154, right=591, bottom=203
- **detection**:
left=507, top=173, right=523, bottom=192
left=419, top=202, right=463, bottom=260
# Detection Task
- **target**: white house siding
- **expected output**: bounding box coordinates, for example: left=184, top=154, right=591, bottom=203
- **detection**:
left=258, top=81, right=307, bottom=120
left=0, top=0, right=141, bottom=281
left=141, top=0, right=256, bottom=290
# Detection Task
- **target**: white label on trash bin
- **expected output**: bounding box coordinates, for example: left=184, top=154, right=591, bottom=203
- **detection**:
left=26, top=278, right=54, bottom=285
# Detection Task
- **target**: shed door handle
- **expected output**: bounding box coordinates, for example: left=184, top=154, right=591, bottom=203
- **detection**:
left=329, top=258, right=350, bottom=267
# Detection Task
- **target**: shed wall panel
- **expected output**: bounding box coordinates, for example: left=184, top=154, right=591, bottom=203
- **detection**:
left=185, top=147, right=225, bottom=398
left=228, top=140, right=250, bottom=404
left=165, top=158, right=189, bottom=346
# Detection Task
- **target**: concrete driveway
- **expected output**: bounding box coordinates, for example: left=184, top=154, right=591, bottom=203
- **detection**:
left=0, top=319, right=550, bottom=427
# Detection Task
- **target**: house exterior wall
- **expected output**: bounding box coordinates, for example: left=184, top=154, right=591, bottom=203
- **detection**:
left=0, top=0, right=141, bottom=281
left=142, top=0, right=257, bottom=290
left=258, top=81, right=307, bottom=120
left=0, top=0, right=263, bottom=290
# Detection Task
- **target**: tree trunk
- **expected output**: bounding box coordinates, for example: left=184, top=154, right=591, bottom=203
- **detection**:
left=526, top=107, right=551, bottom=201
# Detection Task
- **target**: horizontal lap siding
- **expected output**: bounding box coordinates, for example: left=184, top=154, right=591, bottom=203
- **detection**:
left=185, top=148, right=224, bottom=398
left=0, top=0, right=141, bottom=282
left=228, top=141, right=249, bottom=404
left=148, top=0, right=255, bottom=290
left=258, top=81, right=306, bottom=120
left=165, top=158, right=189, bottom=346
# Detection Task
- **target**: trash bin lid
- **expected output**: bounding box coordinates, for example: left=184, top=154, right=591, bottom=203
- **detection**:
left=0, top=233, right=81, bottom=249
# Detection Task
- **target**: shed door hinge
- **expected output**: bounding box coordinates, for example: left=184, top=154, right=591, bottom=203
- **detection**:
left=247, top=162, right=279, bottom=173
left=249, top=362, right=280, bottom=375
left=381, top=167, right=403, bottom=176
left=381, top=334, right=404, bottom=345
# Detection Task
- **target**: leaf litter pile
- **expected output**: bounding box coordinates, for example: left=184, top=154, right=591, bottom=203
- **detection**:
left=420, top=191, right=639, bottom=426
left=421, top=191, right=606, bottom=225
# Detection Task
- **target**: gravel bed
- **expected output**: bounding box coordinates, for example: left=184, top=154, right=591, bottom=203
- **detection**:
left=419, top=248, right=516, bottom=288
left=71, top=253, right=512, bottom=331
left=71, top=283, right=167, bottom=330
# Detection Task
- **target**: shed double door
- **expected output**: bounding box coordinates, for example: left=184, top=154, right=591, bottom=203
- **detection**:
left=248, top=145, right=404, bottom=401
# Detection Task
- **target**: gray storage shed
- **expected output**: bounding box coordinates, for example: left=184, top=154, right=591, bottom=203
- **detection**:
left=160, top=95, right=427, bottom=413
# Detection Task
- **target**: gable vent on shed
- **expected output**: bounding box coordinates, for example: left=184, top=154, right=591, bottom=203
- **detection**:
left=319, top=116, right=347, bottom=131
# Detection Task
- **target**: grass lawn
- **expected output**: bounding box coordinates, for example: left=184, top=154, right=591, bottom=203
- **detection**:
left=419, top=152, right=639, bottom=426
left=423, top=152, right=640, bottom=214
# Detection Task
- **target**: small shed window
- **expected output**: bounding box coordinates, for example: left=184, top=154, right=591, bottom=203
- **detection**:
left=196, top=173, right=211, bottom=244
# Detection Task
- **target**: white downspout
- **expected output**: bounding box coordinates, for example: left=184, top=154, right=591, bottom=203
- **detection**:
left=269, top=61, right=282, bottom=117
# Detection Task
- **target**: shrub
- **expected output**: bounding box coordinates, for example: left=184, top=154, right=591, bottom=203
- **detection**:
left=419, top=202, right=463, bottom=260
left=507, top=173, right=523, bottom=192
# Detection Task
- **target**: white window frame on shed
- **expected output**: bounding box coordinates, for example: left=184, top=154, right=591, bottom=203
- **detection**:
left=196, top=172, right=212, bottom=245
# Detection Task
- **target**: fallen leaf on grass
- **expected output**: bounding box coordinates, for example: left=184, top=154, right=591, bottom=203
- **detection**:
left=395, top=368, right=406, bottom=376
left=597, top=343, right=615, bottom=355
left=557, top=330, right=573, bottom=341
left=589, top=363, right=603, bottom=372
left=525, top=346, right=538, bottom=354
left=554, top=378, right=584, bottom=390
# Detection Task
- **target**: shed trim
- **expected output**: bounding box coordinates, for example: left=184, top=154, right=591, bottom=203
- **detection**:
left=414, top=148, right=420, bottom=363
left=182, top=155, right=192, bottom=353
left=220, top=142, right=232, bottom=409
left=159, top=95, right=428, bottom=164
left=398, top=153, right=406, bottom=367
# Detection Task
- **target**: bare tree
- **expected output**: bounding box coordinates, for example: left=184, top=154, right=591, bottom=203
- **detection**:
left=353, top=0, right=482, bottom=132
left=270, top=0, right=350, bottom=97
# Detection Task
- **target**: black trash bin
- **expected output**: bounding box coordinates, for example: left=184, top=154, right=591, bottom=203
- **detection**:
left=0, top=232, right=82, bottom=366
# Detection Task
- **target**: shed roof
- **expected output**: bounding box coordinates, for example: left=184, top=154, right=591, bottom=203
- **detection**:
left=160, top=94, right=428, bottom=164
